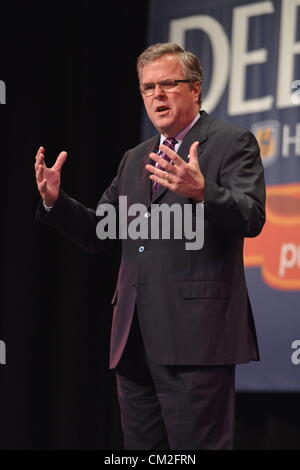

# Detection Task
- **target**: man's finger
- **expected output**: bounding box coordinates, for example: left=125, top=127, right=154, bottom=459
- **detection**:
left=35, top=153, right=45, bottom=172
left=35, top=146, right=44, bottom=161
left=53, top=151, right=68, bottom=172
left=34, top=146, right=45, bottom=170
left=149, top=174, right=171, bottom=189
left=159, top=144, right=184, bottom=166
left=36, top=164, right=44, bottom=183
left=145, top=163, right=164, bottom=177
left=148, top=152, right=160, bottom=164
left=188, top=141, right=200, bottom=167
left=147, top=154, right=177, bottom=173
left=145, top=163, right=172, bottom=181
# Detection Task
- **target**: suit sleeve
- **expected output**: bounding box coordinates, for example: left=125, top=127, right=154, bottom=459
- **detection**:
left=204, top=130, right=266, bottom=237
left=36, top=151, right=128, bottom=253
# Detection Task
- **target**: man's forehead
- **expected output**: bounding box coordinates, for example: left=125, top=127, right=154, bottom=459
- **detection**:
left=141, top=55, right=182, bottom=82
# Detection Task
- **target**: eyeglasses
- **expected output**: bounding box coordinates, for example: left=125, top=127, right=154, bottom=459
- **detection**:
left=140, top=79, right=195, bottom=97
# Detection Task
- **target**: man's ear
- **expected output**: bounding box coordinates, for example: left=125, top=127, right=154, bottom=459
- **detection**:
left=193, top=81, right=201, bottom=103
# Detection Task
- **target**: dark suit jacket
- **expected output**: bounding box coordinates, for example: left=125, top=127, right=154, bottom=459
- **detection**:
left=37, top=111, right=266, bottom=368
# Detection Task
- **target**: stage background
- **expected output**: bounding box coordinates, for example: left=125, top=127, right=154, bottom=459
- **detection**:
left=0, top=0, right=299, bottom=449
left=145, top=0, right=300, bottom=392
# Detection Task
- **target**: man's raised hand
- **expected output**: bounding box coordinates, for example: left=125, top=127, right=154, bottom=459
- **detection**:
left=145, top=141, right=204, bottom=201
left=35, top=146, right=68, bottom=206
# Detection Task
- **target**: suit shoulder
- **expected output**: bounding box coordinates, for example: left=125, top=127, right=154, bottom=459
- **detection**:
left=208, top=116, right=254, bottom=139
left=127, top=135, right=159, bottom=154
left=200, top=112, right=259, bottom=155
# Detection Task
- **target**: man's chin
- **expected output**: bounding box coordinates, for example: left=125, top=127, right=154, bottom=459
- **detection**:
left=152, top=116, right=174, bottom=135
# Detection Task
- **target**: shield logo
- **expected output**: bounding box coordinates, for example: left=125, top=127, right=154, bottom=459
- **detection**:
left=251, top=120, right=280, bottom=167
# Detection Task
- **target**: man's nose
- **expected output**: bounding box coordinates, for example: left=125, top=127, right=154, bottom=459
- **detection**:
left=153, top=83, right=166, bottom=97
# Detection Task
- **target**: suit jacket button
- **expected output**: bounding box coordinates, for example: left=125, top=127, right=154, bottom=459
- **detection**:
left=138, top=246, right=145, bottom=253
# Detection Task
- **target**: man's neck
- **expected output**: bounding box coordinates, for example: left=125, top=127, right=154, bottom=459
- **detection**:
left=160, top=111, right=201, bottom=144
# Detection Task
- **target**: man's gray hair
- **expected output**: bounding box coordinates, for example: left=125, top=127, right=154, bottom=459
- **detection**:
left=137, top=43, right=203, bottom=104
left=137, top=43, right=202, bottom=84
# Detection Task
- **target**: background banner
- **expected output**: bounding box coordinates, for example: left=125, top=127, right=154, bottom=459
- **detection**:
left=145, top=0, right=300, bottom=391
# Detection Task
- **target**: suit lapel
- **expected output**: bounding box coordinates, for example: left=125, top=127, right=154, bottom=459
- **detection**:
left=178, top=111, right=210, bottom=162
left=139, top=135, right=160, bottom=209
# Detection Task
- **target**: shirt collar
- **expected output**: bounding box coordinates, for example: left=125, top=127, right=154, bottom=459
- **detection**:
left=159, top=112, right=201, bottom=148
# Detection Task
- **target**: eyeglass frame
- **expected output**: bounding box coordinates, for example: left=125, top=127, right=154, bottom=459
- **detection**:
left=140, top=79, right=197, bottom=97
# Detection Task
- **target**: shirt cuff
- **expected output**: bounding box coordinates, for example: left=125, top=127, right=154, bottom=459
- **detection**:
left=43, top=200, right=53, bottom=212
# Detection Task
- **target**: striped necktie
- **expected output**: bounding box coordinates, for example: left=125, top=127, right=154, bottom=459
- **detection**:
left=151, top=137, right=177, bottom=197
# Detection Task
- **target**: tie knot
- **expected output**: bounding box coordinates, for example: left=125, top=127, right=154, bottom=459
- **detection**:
left=163, top=137, right=177, bottom=150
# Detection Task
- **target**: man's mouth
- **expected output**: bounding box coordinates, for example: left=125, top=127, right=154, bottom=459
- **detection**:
left=156, top=106, right=170, bottom=113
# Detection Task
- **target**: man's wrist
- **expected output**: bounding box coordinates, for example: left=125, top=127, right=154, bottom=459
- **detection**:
left=191, top=188, right=204, bottom=202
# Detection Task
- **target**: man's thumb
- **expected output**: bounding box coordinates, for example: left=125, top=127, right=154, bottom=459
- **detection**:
left=189, top=141, right=200, bottom=166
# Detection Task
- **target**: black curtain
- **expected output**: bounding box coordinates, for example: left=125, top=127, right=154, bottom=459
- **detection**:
left=0, top=0, right=299, bottom=450
left=0, top=0, right=149, bottom=450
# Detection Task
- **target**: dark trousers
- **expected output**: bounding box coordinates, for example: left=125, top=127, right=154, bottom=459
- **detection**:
left=115, top=312, right=236, bottom=450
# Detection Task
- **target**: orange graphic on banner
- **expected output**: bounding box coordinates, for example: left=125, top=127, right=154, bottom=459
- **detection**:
left=244, top=183, right=300, bottom=291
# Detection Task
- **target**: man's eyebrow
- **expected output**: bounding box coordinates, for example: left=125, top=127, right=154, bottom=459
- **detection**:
left=142, top=79, right=174, bottom=85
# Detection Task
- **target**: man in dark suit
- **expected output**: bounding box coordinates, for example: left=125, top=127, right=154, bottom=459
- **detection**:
left=35, top=42, right=266, bottom=450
